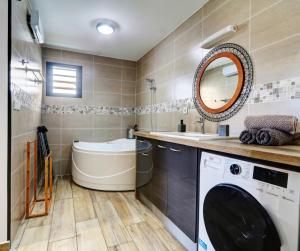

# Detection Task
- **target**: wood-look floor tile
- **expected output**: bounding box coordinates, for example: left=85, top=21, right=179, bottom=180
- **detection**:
left=55, top=177, right=72, bottom=201
left=17, top=225, right=50, bottom=251
left=108, top=241, right=138, bottom=251
left=71, top=181, right=90, bottom=198
left=76, top=219, right=108, bottom=251
left=27, top=193, right=56, bottom=228
left=108, top=193, right=142, bottom=226
left=156, top=228, right=186, bottom=251
left=126, top=222, right=168, bottom=251
left=90, top=190, right=109, bottom=203
left=94, top=200, right=132, bottom=247
left=48, top=237, right=77, bottom=251
left=123, top=194, right=164, bottom=230
left=73, top=194, right=95, bottom=223
left=49, top=198, right=76, bottom=242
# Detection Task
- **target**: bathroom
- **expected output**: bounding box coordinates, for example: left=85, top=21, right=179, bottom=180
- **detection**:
left=1, top=0, right=300, bottom=250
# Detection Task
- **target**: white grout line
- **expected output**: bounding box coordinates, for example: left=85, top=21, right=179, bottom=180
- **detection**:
left=250, top=0, right=284, bottom=19
left=250, top=32, right=300, bottom=53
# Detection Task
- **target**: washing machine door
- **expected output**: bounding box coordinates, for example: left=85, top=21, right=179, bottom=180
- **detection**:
left=203, top=184, right=281, bottom=251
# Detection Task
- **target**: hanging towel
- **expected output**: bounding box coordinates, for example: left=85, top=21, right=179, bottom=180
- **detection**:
left=256, top=128, right=294, bottom=146
left=244, top=115, right=298, bottom=134
left=239, top=129, right=258, bottom=144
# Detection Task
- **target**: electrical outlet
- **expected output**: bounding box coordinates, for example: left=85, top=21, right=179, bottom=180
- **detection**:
left=182, top=107, right=188, bottom=114
left=13, top=100, right=21, bottom=111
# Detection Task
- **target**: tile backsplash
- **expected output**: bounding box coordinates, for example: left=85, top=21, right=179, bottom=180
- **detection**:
left=11, top=0, right=43, bottom=243
left=42, top=48, right=137, bottom=176
left=136, top=0, right=300, bottom=134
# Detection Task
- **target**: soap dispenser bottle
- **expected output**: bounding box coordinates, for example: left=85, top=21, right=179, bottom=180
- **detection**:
left=178, top=120, right=186, bottom=132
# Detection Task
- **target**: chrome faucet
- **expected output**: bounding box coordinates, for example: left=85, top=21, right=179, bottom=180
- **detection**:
left=195, top=117, right=205, bottom=134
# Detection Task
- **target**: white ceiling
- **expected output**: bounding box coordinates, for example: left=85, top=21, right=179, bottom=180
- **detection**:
left=31, top=0, right=208, bottom=61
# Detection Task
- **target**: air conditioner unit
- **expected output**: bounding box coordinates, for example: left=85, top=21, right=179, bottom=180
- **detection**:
left=222, top=64, right=238, bottom=77
left=28, top=10, right=44, bottom=44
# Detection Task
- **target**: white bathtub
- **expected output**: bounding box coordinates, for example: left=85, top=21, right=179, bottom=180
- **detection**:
left=72, top=138, right=136, bottom=191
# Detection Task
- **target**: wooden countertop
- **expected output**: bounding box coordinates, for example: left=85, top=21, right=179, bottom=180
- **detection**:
left=134, top=131, right=300, bottom=168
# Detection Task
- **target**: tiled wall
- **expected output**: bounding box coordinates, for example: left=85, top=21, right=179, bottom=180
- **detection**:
left=11, top=0, right=43, bottom=241
left=42, top=48, right=137, bottom=176
left=136, top=0, right=300, bottom=135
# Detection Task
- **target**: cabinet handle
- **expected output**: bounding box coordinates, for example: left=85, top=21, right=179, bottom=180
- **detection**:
left=142, top=152, right=149, bottom=156
left=170, top=148, right=181, bottom=152
left=157, top=145, right=167, bottom=149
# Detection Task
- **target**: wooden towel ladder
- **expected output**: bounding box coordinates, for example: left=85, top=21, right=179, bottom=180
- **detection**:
left=25, top=140, right=53, bottom=218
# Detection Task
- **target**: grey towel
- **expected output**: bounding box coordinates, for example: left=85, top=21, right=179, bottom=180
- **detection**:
left=239, top=129, right=258, bottom=144
left=244, top=115, right=298, bottom=134
left=256, top=128, right=294, bottom=146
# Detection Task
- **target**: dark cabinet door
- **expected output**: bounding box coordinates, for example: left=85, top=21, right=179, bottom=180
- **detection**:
left=166, top=143, right=198, bottom=242
left=136, top=137, right=154, bottom=203
left=151, top=141, right=169, bottom=213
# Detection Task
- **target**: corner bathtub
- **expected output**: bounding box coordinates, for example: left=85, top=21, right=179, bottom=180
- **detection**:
left=72, top=138, right=136, bottom=191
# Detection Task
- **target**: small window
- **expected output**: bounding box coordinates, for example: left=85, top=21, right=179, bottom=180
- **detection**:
left=46, top=62, right=82, bottom=98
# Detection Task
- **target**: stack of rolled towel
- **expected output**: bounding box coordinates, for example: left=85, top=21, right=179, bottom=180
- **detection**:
left=239, top=115, right=299, bottom=146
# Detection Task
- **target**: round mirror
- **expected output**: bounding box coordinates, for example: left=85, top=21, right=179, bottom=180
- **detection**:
left=193, top=43, right=253, bottom=121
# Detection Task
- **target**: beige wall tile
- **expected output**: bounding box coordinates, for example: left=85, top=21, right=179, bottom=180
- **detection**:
left=93, top=93, right=121, bottom=106
left=61, top=129, right=93, bottom=144
left=251, top=34, right=300, bottom=84
left=251, top=0, right=282, bottom=16
left=122, top=68, right=137, bottom=82
left=42, top=113, right=62, bottom=128
left=251, top=0, right=300, bottom=50
left=122, top=95, right=136, bottom=107
left=122, top=81, right=136, bottom=95
left=62, top=114, right=94, bottom=129
left=42, top=47, right=62, bottom=58
left=94, top=64, right=122, bottom=79
left=94, top=56, right=123, bottom=66
left=174, top=21, right=202, bottom=59
left=203, top=0, right=250, bottom=39
left=61, top=144, right=72, bottom=160
left=174, top=8, right=202, bottom=39
left=122, top=60, right=136, bottom=68
left=60, top=92, right=94, bottom=106
left=202, top=0, right=227, bottom=17
left=61, top=50, right=93, bottom=64
left=122, top=115, right=136, bottom=129
left=47, top=129, right=61, bottom=145
left=94, top=115, right=122, bottom=129
left=92, top=129, right=122, bottom=142
left=94, top=78, right=122, bottom=93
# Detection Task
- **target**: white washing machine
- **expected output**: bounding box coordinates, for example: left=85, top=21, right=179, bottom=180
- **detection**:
left=198, top=151, right=300, bottom=251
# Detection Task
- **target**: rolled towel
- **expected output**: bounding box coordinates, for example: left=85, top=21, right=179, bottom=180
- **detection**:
left=244, top=115, right=298, bottom=134
left=256, top=128, right=294, bottom=146
left=239, top=129, right=258, bottom=144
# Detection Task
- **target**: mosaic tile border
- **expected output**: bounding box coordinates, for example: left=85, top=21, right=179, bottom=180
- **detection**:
left=135, top=77, right=300, bottom=115
left=11, top=82, right=42, bottom=111
left=41, top=77, right=300, bottom=116
left=42, top=104, right=135, bottom=116
left=135, top=98, right=194, bottom=115
left=248, top=77, right=300, bottom=104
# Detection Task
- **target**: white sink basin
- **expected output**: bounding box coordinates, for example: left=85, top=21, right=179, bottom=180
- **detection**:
left=149, top=131, right=232, bottom=141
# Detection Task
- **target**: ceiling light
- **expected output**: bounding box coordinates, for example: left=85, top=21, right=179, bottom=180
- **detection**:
left=96, top=23, right=115, bottom=35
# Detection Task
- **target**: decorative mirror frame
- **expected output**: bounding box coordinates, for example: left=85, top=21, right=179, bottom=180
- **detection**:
left=193, top=43, right=253, bottom=122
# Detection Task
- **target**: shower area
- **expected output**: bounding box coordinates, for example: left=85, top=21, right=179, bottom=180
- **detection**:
left=146, top=78, right=157, bottom=131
